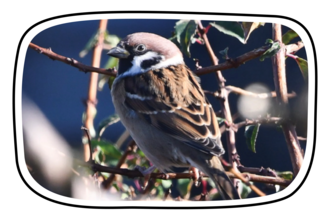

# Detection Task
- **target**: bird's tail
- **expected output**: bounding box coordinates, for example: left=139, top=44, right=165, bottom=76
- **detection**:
left=195, top=156, right=241, bottom=200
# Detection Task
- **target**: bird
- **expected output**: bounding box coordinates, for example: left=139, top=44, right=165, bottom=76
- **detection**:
left=108, top=32, right=240, bottom=200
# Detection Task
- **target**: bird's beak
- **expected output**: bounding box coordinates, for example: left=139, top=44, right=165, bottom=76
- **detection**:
left=107, top=46, right=130, bottom=59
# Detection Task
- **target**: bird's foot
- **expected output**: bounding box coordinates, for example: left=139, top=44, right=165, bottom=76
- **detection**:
left=190, top=167, right=202, bottom=187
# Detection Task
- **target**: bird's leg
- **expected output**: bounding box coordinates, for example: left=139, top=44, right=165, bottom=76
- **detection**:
left=190, top=167, right=202, bottom=187
left=134, top=165, right=156, bottom=189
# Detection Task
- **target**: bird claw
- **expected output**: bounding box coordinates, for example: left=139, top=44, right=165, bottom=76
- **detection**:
left=190, top=167, right=202, bottom=187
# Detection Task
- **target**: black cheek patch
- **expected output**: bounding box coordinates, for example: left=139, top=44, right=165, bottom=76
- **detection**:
left=141, top=56, right=162, bottom=69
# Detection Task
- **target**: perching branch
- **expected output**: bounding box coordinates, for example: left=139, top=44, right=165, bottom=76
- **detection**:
left=28, top=41, right=303, bottom=78
left=83, top=163, right=291, bottom=186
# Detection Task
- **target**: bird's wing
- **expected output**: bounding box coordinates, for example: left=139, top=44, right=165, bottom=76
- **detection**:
left=123, top=64, right=224, bottom=156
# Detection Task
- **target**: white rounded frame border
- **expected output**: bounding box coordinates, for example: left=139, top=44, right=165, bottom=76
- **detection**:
left=14, top=12, right=316, bottom=208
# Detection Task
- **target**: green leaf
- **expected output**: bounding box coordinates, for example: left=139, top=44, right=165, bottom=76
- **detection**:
left=171, top=20, right=198, bottom=57
left=241, top=22, right=265, bottom=43
left=296, top=57, right=308, bottom=80
left=207, top=177, right=216, bottom=189
left=104, top=56, right=119, bottom=70
left=106, top=76, right=116, bottom=90
left=176, top=178, right=191, bottom=197
left=98, top=75, right=112, bottom=91
left=94, top=148, right=103, bottom=164
left=161, top=180, right=172, bottom=189
left=260, top=39, right=281, bottom=61
left=91, top=139, right=121, bottom=159
left=96, top=114, right=120, bottom=138
left=210, top=21, right=245, bottom=44
left=277, top=171, right=293, bottom=180
left=112, top=182, right=120, bottom=192
left=136, top=149, right=146, bottom=158
left=98, top=56, right=119, bottom=91
left=156, top=184, right=165, bottom=198
left=79, top=30, right=99, bottom=58
left=104, top=32, right=121, bottom=47
left=217, top=117, right=226, bottom=125
left=245, top=124, right=260, bottom=153
left=240, top=180, right=252, bottom=198
left=282, top=29, right=299, bottom=45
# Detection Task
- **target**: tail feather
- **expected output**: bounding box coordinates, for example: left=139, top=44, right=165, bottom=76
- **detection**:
left=209, top=167, right=241, bottom=200
left=193, top=156, right=241, bottom=200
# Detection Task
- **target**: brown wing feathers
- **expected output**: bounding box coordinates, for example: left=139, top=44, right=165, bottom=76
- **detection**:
left=123, top=64, right=223, bottom=155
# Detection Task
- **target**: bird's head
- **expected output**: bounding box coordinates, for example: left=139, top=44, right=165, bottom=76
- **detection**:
left=107, top=32, right=184, bottom=77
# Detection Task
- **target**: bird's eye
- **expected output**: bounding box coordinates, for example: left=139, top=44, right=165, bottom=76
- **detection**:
left=135, top=44, right=146, bottom=52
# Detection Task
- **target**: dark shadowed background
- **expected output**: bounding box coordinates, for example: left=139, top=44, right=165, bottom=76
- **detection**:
left=22, top=18, right=308, bottom=197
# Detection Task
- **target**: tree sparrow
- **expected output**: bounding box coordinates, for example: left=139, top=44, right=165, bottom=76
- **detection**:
left=108, top=32, right=240, bottom=200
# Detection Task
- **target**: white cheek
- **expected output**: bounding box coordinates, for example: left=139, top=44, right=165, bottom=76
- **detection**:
left=119, top=51, right=184, bottom=78
left=122, top=51, right=162, bottom=77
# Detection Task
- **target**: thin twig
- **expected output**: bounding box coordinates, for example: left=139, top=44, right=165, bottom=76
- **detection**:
left=28, top=42, right=117, bottom=77
left=226, top=86, right=297, bottom=99
left=194, top=42, right=304, bottom=76
left=235, top=116, right=283, bottom=130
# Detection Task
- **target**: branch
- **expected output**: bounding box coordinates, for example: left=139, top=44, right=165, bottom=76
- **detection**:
left=28, top=42, right=117, bottom=77
left=82, top=19, right=108, bottom=162
left=271, top=24, right=304, bottom=176
left=194, top=42, right=304, bottom=76
left=226, top=86, right=297, bottom=99
left=285, top=41, right=304, bottom=55
left=230, top=167, right=266, bottom=197
left=85, top=163, right=291, bottom=186
left=235, top=116, right=283, bottom=130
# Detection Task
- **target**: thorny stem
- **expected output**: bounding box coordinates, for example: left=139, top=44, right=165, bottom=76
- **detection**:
left=83, top=19, right=108, bottom=162
left=271, top=24, right=304, bottom=176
